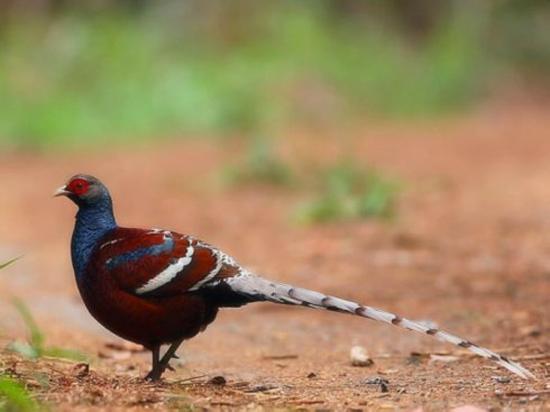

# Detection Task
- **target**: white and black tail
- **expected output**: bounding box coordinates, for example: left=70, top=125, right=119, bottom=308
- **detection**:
left=215, top=273, right=535, bottom=380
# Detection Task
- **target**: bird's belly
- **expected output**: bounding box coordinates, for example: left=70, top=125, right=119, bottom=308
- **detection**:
left=77, top=280, right=218, bottom=348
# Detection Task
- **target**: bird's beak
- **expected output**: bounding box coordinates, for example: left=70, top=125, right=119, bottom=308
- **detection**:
left=53, top=185, right=70, bottom=197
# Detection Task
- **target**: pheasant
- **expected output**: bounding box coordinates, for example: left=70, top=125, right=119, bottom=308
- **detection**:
left=55, top=174, right=534, bottom=381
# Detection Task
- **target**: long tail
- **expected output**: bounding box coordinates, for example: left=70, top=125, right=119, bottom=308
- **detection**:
left=220, top=274, right=535, bottom=379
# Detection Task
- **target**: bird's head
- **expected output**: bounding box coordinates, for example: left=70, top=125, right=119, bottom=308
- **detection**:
left=54, top=174, right=111, bottom=208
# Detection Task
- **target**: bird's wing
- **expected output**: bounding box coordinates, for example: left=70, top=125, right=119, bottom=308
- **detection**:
left=92, top=228, right=238, bottom=297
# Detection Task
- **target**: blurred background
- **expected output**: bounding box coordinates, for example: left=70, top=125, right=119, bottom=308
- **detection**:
left=0, top=1, right=549, bottom=409
left=0, top=0, right=549, bottom=148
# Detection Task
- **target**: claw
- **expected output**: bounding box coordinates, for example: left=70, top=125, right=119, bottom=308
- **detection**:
left=166, top=364, right=175, bottom=372
left=145, top=369, right=162, bottom=382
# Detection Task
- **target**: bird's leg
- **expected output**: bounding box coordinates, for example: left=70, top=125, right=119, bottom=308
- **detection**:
left=145, top=345, right=161, bottom=381
left=152, top=345, right=160, bottom=370
left=145, top=339, right=184, bottom=381
left=158, top=338, right=184, bottom=373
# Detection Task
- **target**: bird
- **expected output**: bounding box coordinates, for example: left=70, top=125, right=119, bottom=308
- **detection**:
left=55, top=174, right=534, bottom=381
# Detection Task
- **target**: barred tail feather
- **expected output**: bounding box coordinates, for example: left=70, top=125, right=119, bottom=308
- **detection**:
left=223, top=274, right=535, bottom=380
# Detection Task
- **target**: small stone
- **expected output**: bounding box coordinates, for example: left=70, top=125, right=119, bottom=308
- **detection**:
left=208, top=375, right=226, bottom=386
left=350, top=346, right=374, bottom=367
left=363, top=376, right=389, bottom=393
left=307, top=372, right=317, bottom=379
left=72, top=363, right=89, bottom=378
left=492, top=376, right=510, bottom=384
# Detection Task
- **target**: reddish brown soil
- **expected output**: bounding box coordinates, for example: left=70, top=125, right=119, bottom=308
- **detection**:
left=0, top=102, right=549, bottom=410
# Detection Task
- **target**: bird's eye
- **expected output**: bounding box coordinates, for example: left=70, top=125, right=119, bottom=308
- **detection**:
left=69, top=178, right=90, bottom=196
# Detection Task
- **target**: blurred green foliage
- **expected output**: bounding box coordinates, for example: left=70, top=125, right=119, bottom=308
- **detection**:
left=9, top=299, right=87, bottom=362
left=490, top=0, right=550, bottom=75
left=223, top=138, right=293, bottom=186
left=0, top=377, right=38, bottom=412
left=0, top=260, right=39, bottom=412
left=295, top=162, right=400, bottom=224
left=222, top=139, right=398, bottom=223
left=0, top=0, right=548, bottom=148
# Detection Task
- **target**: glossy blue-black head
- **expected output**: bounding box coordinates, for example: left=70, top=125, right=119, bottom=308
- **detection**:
left=55, top=174, right=111, bottom=208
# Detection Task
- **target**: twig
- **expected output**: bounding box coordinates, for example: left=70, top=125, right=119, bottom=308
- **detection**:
left=496, top=390, right=550, bottom=397
left=262, top=354, right=298, bottom=360
left=172, top=374, right=210, bottom=384
left=287, top=399, right=325, bottom=405
left=210, top=401, right=238, bottom=406
left=512, top=353, right=550, bottom=361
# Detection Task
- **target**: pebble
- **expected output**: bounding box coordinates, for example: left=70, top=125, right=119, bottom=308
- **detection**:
left=208, top=375, right=227, bottom=386
left=363, top=377, right=389, bottom=393
left=72, top=363, right=89, bottom=378
left=350, top=346, right=374, bottom=367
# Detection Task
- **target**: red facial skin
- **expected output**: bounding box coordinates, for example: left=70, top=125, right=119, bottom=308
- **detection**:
left=67, top=178, right=90, bottom=196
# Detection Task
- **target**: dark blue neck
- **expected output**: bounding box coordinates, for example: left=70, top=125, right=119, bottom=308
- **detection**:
left=71, top=197, right=117, bottom=281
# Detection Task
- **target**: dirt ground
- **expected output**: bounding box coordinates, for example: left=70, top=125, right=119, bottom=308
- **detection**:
left=0, top=101, right=549, bottom=411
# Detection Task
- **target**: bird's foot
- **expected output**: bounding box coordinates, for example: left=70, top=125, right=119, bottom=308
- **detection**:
left=145, top=368, right=163, bottom=382
left=145, top=339, right=184, bottom=382
left=145, top=360, right=176, bottom=381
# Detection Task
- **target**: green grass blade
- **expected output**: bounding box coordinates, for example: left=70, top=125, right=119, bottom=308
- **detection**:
left=10, top=298, right=88, bottom=362
left=0, top=256, right=22, bottom=270
left=12, top=299, right=44, bottom=354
